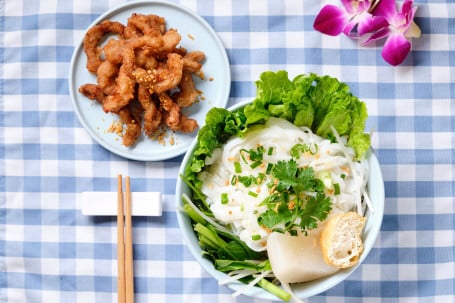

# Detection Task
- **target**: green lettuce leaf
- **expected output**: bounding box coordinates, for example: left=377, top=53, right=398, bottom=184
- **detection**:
left=244, top=71, right=370, bottom=159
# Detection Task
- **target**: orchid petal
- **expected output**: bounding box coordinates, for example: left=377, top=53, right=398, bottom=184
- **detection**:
left=341, top=0, right=356, bottom=14
left=362, top=27, right=391, bottom=45
left=357, top=0, right=373, bottom=12
left=357, top=14, right=388, bottom=36
left=341, top=0, right=371, bottom=14
left=371, top=0, right=397, bottom=20
left=381, top=34, right=411, bottom=66
left=401, top=0, right=413, bottom=16
left=403, top=5, right=417, bottom=31
left=313, top=5, right=348, bottom=36
left=343, top=20, right=359, bottom=37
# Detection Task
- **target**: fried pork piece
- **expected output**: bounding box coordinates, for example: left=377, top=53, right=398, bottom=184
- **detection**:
left=182, top=51, right=205, bottom=73
left=118, top=102, right=142, bottom=147
left=158, top=92, right=198, bottom=133
left=83, top=20, right=125, bottom=73
left=135, top=48, right=158, bottom=70
left=96, top=60, right=119, bottom=95
left=103, top=39, right=125, bottom=65
left=133, top=52, right=184, bottom=94
left=137, top=84, right=162, bottom=136
left=152, top=29, right=182, bottom=58
left=126, top=13, right=166, bottom=37
left=102, top=44, right=137, bottom=113
left=172, top=70, right=200, bottom=108
left=102, top=65, right=136, bottom=113
left=79, top=13, right=205, bottom=147
left=79, top=83, right=106, bottom=104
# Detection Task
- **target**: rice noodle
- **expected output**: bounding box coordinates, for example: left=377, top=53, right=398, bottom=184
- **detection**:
left=218, top=270, right=257, bottom=285
left=198, top=118, right=370, bottom=252
left=329, top=125, right=373, bottom=215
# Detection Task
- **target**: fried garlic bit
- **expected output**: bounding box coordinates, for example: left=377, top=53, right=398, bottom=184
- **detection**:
left=78, top=13, right=206, bottom=147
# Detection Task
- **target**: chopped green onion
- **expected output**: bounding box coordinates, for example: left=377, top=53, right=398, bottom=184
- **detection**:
left=221, top=193, right=229, bottom=204
left=251, top=146, right=265, bottom=161
left=266, top=163, right=273, bottom=174
left=256, top=173, right=265, bottom=184
left=267, top=146, right=274, bottom=155
left=333, top=183, right=340, bottom=195
left=248, top=191, right=258, bottom=198
left=340, top=173, right=346, bottom=179
left=250, top=160, right=262, bottom=169
left=234, top=161, right=242, bottom=173
left=238, top=175, right=253, bottom=187
left=251, top=234, right=261, bottom=241
left=230, top=175, right=238, bottom=185
left=290, top=143, right=319, bottom=158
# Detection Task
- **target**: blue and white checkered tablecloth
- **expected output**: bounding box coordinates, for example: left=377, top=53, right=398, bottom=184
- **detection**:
left=1, top=0, right=454, bottom=302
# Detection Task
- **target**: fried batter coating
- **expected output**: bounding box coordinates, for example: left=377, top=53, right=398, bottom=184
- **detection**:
left=79, top=84, right=106, bottom=104
left=102, top=45, right=136, bottom=113
left=155, top=29, right=181, bottom=54
left=137, top=84, right=162, bottom=136
left=127, top=13, right=165, bottom=36
left=96, top=60, right=119, bottom=95
left=158, top=92, right=180, bottom=129
left=135, top=48, right=158, bottom=70
left=79, top=13, right=205, bottom=147
left=118, top=104, right=141, bottom=147
left=141, top=29, right=182, bottom=60
left=177, top=114, right=199, bottom=133
left=134, top=52, right=183, bottom=94
left=102, top=66, right=136, bottom=113
left=83, top=20, right=125, bottom=73
left=182, top=51, right=205, bottom=73
left=173, top=71, right=200, bottom=108
left=158, top=92, right=198, bottom=132
left=103, top=39, right=125, bottom=65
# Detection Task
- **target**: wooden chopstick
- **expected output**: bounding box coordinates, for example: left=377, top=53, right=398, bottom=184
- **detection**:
left=117, top=174, right=126, bottom=303
left=117, top=175, right=134, bottom=303
left=124, top=176, right=134, bottom=303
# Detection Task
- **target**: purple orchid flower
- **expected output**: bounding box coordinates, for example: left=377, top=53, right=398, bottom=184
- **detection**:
left=313, top=0, right=388, bottom=37
left=313, top=0, right=421, bottom=66
left=364, top=0, right=420, bottom=66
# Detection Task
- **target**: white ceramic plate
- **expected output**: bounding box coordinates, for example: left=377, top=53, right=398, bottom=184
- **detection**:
left=69, top=0, right=230, bottom=161
left=176, top=100, right=385, bottom=300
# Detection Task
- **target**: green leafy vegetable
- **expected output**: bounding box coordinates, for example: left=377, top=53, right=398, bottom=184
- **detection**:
left=244, top=71, right=370, bottom=159
left=194, top=223, right=263, bottom=261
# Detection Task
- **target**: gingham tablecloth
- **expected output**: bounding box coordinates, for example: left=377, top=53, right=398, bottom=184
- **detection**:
left=1, top=0, right=454, bottom=302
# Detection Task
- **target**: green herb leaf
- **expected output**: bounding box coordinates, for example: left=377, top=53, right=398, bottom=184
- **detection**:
left=298, top=193, right=332, bottom=231
left=271, top=159, right=298, bottom=191
left=257, top=159, right=331, bottom=234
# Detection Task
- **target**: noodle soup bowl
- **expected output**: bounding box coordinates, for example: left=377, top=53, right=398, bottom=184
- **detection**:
left=176, top=100, right=385, bottom=300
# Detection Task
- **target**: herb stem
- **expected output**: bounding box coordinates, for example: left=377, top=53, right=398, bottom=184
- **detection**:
left=257, top=278, right=292, bottom=302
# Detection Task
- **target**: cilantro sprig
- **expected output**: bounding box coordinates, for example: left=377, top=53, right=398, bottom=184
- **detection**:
left=257, top=159, right=332, bottom=235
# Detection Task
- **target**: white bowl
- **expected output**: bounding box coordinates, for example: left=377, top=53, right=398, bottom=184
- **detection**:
left=176, top=100, right=385, bottom=300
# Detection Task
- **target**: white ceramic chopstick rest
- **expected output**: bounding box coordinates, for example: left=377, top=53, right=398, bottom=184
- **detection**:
left=80, top=192, right=162, bottom=216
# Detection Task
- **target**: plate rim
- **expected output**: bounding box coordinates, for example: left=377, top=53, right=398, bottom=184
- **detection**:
left=68, top=0, right=231, bottom=161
